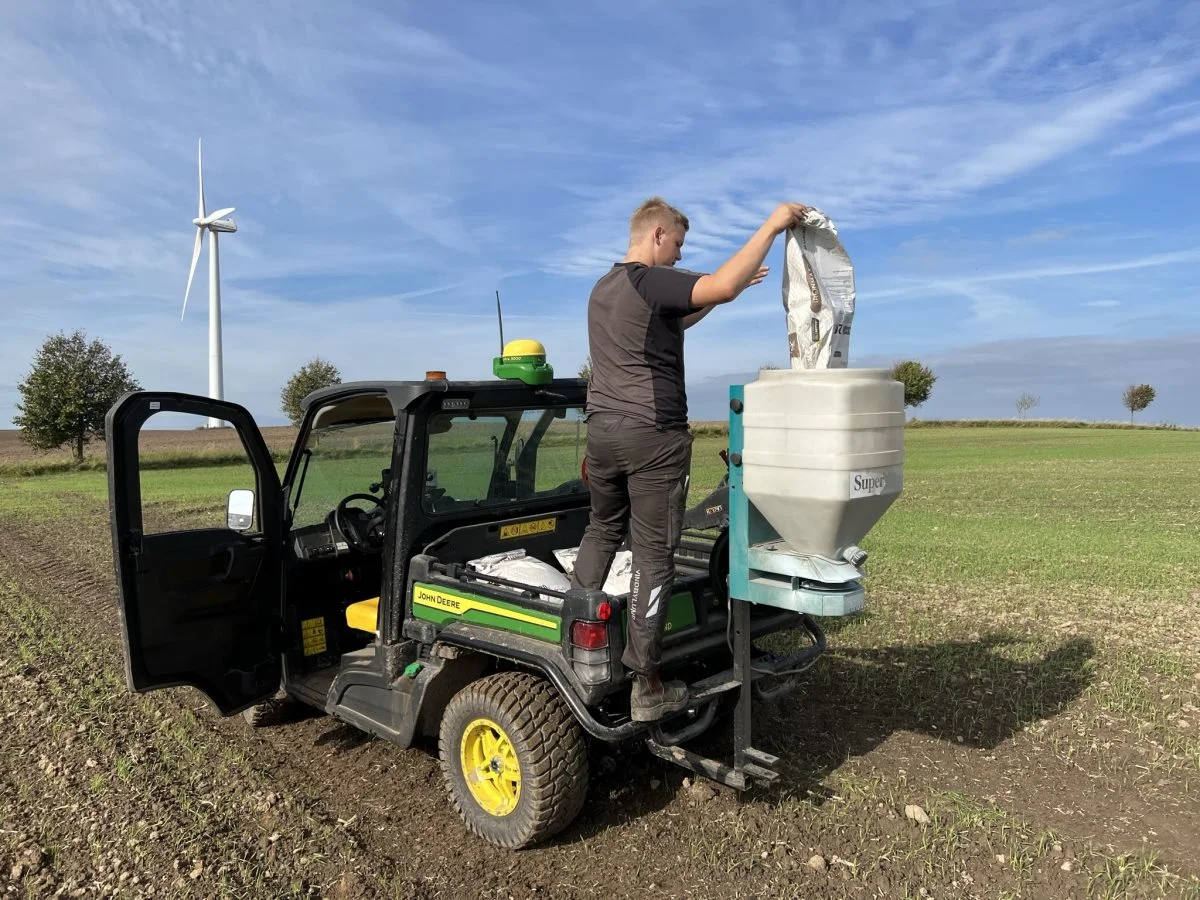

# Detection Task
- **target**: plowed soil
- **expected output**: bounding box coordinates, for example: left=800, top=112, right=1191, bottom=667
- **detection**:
left=0, top=427, right=299, bottom=465
left=1, top=495, right=1198, bottom=898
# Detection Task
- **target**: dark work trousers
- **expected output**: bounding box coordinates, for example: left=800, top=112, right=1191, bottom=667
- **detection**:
left=570, top=412, right=693, bottom=677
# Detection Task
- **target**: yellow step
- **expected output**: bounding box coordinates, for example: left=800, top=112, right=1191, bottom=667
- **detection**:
left=345, top=596, right=379, bottom=633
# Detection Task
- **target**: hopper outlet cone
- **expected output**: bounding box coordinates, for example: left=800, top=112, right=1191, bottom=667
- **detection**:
left=743, top=471, right=902, bottom=560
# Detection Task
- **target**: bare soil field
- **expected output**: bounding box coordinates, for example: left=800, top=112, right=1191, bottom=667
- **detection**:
left=1, top=428, right=1199, bottom=898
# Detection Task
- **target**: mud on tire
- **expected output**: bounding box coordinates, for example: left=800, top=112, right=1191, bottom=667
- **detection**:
left=439, top=671, right=588, bottom=849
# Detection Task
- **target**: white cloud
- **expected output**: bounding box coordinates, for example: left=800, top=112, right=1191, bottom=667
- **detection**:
left=1007, top=227, right=1077, bottom=246
left=548, top=64, right=1195, bottom=275
left=938, top=68, right=1187, bottom=192
left=866, top=248, right=1200, bottom=302
left=1112, top=113, right=1200, bottom=156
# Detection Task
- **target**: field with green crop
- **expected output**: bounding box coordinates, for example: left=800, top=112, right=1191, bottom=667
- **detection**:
left=1, top=425, right=1198, bottom=898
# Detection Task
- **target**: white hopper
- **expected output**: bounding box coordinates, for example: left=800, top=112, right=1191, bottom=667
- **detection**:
left=742, top=367, right=904, bottom=560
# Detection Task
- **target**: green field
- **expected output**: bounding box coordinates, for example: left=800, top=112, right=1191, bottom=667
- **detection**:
left=3, top=427, right=1198, bottom=600
left=5, top=426, right=1198, bottom=672
left=2, top=426, right=1199, bottom=896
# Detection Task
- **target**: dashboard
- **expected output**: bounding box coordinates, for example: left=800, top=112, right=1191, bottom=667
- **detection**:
left=290, top=521, right=349, bottom=562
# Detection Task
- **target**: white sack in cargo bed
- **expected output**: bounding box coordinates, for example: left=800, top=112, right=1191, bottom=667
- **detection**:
left=467, top=550, right=570, bottom=601
left=782, top=208, right=855, bottom=369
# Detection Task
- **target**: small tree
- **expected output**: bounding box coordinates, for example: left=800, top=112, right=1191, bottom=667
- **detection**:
left=577, top=356, right=592, bottom=382
left=1015, top=392, right=1040, bottom=419
left=890, top=360, right=937, bottom=409
left=13, top=329, right=142, bottom=464
left=1122, top=383, right=1156, bottom=422
left=281, top=358, right=342, bottom=426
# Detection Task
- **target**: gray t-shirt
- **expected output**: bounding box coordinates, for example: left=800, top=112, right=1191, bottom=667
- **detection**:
left=585, top=262, right=704, bottom=428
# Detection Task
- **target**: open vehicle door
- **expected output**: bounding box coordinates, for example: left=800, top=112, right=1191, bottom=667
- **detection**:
left=106, top=392, right=285, bottom=715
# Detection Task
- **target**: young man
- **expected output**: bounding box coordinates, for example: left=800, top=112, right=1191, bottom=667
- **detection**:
left=571, top=196, right=809, bottom=721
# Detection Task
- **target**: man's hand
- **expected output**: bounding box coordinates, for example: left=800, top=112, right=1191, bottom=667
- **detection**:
left=766, top=202, right=809, bottom=235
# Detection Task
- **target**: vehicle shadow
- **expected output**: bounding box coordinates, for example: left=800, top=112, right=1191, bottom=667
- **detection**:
left=552, top=744, right=687, bottom=845
left=268, top=630, right=1096, bottom=846
left=560, top=630, right=1098, bottom=843
left=751, top=632, right=1097, bottom=798
left=312, top=720, right=376, bottom=753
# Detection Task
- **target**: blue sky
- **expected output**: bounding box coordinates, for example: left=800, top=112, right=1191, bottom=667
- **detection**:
left=2, top=0, right=1199, bottom=428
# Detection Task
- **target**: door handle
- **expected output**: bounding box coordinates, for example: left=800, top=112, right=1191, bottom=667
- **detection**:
left=210, top=546, right=236, bottom=581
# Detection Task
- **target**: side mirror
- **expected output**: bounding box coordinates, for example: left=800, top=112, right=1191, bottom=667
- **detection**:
left=227, top=489, right=255, bottom=531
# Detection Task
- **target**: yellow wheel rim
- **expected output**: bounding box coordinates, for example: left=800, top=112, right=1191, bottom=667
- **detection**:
left=460, top=717, right=521, bottom=816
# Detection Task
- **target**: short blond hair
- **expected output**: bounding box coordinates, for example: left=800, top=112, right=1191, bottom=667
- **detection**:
left=629, top=196, right=689, bottom=242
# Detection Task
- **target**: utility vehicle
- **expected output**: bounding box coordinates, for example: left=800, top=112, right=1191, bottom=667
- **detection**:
left=105, top=340, right=828, bottom=848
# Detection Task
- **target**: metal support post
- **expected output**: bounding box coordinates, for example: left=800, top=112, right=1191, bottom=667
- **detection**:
left=732, top=595, right=752, bottom=774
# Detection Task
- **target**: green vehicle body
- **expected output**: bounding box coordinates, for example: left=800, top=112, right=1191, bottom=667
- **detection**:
left=103, top=363, right=823, bottom=848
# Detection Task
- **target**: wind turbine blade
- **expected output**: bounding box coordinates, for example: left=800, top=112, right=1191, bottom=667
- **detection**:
left=197, top=138, right=206, bottom=219
left=199, top=207, right=235, bottom=224
left=182, top=227, right=204, bottom=320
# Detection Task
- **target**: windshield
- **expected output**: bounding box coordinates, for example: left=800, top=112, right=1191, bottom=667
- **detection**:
left=424, top=406, right=588, bottom=513
left=290, top=417, right=395, bottom=529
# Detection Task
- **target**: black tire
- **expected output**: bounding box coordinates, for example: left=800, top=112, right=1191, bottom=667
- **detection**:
left=438, top=671, right=588, bottom=849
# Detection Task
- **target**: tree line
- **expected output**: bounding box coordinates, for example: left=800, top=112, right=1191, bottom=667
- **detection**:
left=8, top=330, right=1164, bottom=465
left=887, top=361, right=1155, bottom=422
left=583, top=355, right=1158, bottom=422
left=10, top=330, right=345, bottom=464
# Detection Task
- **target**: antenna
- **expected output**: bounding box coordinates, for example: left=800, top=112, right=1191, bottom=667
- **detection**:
left=495, top=289, right=506, bottom=354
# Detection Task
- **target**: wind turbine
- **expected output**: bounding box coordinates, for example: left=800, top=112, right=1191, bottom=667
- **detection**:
left=182, top=138, right=237, bottom=428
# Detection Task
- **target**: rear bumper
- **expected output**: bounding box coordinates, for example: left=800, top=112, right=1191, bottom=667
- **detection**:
left=659, top=606, right=802, bottom=675
left=433, top=608, right=822, bottom=744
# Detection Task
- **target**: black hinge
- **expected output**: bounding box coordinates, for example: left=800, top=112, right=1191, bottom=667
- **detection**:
left=127, top=530, right=148, bottom=572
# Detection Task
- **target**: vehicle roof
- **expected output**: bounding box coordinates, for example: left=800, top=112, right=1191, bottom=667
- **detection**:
left=300, top=377, right=589, bottom=416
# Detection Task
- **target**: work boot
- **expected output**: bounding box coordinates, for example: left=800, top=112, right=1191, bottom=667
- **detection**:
left=630, top=674, right=690, bottom=722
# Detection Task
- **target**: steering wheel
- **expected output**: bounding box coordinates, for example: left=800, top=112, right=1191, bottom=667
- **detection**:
left=333, top=493, right=386, bottom=553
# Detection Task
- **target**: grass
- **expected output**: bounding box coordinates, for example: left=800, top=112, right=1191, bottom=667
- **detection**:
left=3, top=427, right=1198, bottom=597
left=4, top=426, right=1198, bottom=626
left=877, top=432, right=1195, bottom=584
left=904, top=418, right=1195, bottom=430
left=13, top=428, right=1197, bottom=727
left=3, top=424, right=1200, bottom=894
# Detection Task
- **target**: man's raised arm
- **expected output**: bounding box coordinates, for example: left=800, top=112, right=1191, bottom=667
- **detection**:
left=688, top=202, right=809, bottom=308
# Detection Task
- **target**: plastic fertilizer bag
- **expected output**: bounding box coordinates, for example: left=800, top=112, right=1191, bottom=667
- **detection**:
left=468, top=549, right=570, bottom=601
left=782, top=208, right=855, bottom=369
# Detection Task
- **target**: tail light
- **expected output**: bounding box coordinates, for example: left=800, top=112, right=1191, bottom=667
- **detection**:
left=571, top=620, right=608, bottom=650
left=569, top=619, right=610, bottom=685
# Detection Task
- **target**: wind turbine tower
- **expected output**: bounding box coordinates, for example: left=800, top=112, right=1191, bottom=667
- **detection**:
left=182, top=138, right=237, bottom=428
